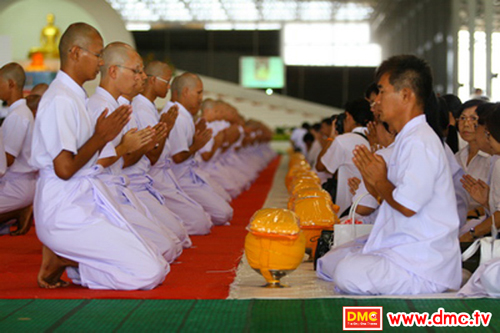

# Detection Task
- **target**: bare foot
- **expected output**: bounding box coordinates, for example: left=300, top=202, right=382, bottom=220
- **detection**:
left=10, top=206, right=33, bottom=236
left=37, top=245, right=73, bottom=289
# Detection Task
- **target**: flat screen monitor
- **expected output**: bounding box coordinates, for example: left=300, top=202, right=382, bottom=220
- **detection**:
left=240, top=56, right=285, bottom=89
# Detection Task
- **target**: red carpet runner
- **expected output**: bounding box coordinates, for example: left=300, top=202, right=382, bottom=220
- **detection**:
left=0, top=156, right=280, bottom=299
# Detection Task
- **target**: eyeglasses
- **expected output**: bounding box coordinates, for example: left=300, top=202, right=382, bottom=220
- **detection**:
left=155, top=76, right=171, bottom=85
left=458, top=115, right=479, bottom=123
left=77, top=46, right=103, bottom=59
left=147, top=75, right=170, bottom=85
left=115, top=65, right=145, bottom=76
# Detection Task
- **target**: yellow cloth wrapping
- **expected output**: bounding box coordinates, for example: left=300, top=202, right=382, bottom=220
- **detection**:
left=285, top=165, right=312, bottom=190
left=245, top=208, right=306, bottom=285
left=293, top=196, right=339, bottom=228
left=290, top=180, right=321, bottom=195
left=245, top=232, right=306, bottom=284
left=247, top=208, right=301, bottom=237
left=288, top=152, right=308, bottom=168
left=288, top=188, right=340, bottom=213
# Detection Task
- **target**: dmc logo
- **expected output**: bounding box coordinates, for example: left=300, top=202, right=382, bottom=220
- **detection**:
left=343, top=306, right=383, bottom=331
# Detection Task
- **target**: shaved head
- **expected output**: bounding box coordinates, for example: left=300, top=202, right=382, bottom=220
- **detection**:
left=171, top=72, right=201, bottom=97
left=145, top=61, right=171, bottom=77
left=100, top=42, right=135, bottom=77
left=59, top=22, right=101, bottom=65
left=0, top=62, right=26, bottom=89
left=201, top=98, right=215, bottom=111
left=30, top=83, right=49, bottom=96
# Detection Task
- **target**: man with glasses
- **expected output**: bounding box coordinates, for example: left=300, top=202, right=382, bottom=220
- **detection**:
left=87, top=42, right=186, bottom=264
left=132, top=61, right=213, bottom=235
left=31, top=23, right=169, bottom=290
left=317, top=55, right=461, bottom=295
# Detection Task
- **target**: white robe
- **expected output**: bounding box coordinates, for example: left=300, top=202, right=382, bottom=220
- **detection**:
left=318, top=115, right=461, bottom=295
left=0, top=128, right=6, bottom=176
left=168, top=102, right=233, bottom=225
left=87, top=88, right=183, bottom=263
left=321, top=127, right=369, bottom=215
left=196, top=121, right=242, bottom=199
left=0, top=99, right=36, bottom=212
left=31, top=71, right=168, bottom=290
left=118, top=95, right=191, bottom=249
left=132, top=95, right=213, bottom=235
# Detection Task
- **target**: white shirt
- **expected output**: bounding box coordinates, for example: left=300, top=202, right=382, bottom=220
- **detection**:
left=132, top=94, right=159, bottom=130
left=118, top=95, right=151, bottom=177
left=444, top=144, right=469, bottom=226
left=2, top=98, right=35, bottom=173
left=307, top=140, right=322, bottom=167
left=489, top=157, right=500, bottom=214
left=168, top=102, right=194, bottom=158
left=321, top=127, right=369, bottom=214
left=134, top=96, right=175, bottom=171
left=455, top=145, right=490, bottom=181
left=290, top=127, right=307, bottom=154
left=167, top=102, right=195, bottom=177
left=0, top=127, right=6, bottom=176
left=363, top=115, right=461, bottom=290
left=160, top=101, right=175, bottom=116
left=87, top=87, right=124, bottom=174
left=31, top=71, right=98, bottom=175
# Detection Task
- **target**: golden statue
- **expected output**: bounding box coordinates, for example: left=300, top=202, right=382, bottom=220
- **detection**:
left=29, top=13, right=60, bottom=59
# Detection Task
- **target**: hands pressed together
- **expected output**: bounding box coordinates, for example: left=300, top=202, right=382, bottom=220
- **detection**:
left=352, top=145, right=388, bottom=198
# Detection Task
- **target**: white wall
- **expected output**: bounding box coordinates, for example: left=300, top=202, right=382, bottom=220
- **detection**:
left=0, top=0, right=134, bottom=61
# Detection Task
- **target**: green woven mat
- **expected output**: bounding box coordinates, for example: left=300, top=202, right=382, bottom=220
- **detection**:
left=0, top=298, right=498, bottom=332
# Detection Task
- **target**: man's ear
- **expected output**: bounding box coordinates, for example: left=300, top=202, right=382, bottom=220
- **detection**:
left=181, top=86, right=190, bottom=99
left=68, top=46, right=79, bottom=61
left=108, top=65, right=117, bottom=79
left=400, top=87, right=413, bottom=104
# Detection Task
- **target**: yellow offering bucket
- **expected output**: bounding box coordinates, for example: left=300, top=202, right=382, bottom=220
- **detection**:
left=245, top=208, right=305, bottom=287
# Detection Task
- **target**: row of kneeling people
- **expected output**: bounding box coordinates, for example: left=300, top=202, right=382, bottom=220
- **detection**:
left=0, top=22, right=276, bottom=290
left=291, top=57, right=500, bottom=297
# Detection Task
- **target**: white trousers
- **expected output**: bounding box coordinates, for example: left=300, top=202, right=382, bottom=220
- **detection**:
left=317, top=240, right=446, bottom=295
left=148, top=167, right=213, bottom=235
left=0, top=172, right=36, bottom=213
left=35, top=169, right=168, bottom=290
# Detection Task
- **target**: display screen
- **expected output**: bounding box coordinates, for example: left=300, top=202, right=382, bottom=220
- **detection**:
left=240, top=56, right=285, bottom=89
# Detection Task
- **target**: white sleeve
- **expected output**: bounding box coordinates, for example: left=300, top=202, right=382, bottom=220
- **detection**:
left=490, top=160, right=500, bottom=213
left=320, top=139, right=345, bottom=174
left=2, top=111, right=28, bottom=158
left=0, top=127, right=6, bottom=176
left=168, top=118, right=190, bottom=156
left=353, top=180, right=379, bottom=209
left=41, top=96, right=80, bottom=158
left=392, top=141, right=440, bottom=213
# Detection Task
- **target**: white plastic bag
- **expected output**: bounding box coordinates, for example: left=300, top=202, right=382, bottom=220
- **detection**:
left=333, top=193, right=373, bottom=248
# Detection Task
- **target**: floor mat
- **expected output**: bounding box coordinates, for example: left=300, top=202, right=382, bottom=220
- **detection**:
left=229, top=154, right=463, bottom=300
left=0, top=298, right=498, bottom=332
left=0, top=157, right=280, bottom=299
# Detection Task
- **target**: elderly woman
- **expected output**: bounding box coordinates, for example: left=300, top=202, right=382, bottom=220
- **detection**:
left=455, top=99, right=491, bottom=212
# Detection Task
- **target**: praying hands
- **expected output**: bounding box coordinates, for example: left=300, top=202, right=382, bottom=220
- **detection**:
left=352, top=144, right=387, bottom=197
